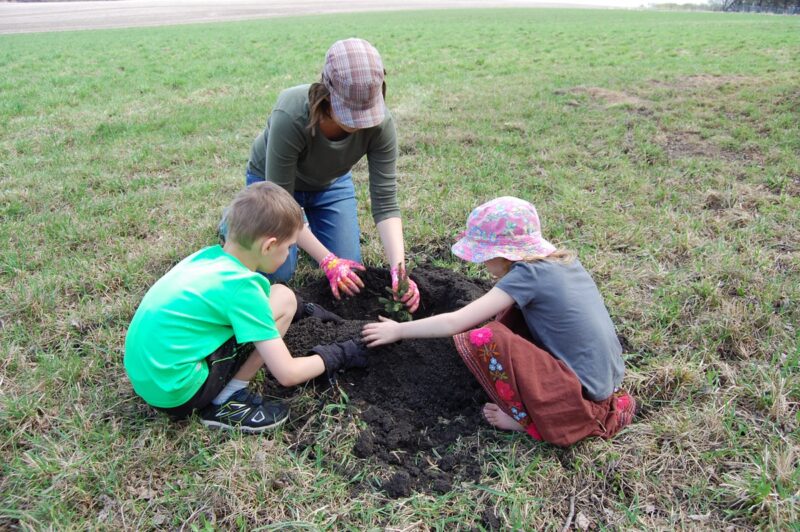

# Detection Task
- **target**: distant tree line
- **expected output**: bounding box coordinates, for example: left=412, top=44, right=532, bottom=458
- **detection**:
left=719, top=0, right=800, bottom=13
left=658, top=0, right=799, bottom=13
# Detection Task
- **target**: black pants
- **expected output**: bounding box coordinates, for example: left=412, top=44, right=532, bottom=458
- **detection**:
left=156, top=338, right=255, bottom=420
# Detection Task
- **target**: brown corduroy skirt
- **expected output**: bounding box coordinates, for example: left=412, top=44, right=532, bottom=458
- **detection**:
left=453, top=306, right=624, bottom=447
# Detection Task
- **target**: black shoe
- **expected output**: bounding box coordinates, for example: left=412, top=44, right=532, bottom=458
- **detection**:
left=200, top=389, right=288, bottom=433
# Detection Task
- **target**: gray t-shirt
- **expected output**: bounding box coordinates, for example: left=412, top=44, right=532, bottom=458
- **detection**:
left=247, top=84, right=400, bottom=223
left=495, top=260, right=624, bottom=401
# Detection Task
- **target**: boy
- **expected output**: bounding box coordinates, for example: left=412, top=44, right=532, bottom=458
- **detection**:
left=124, top=182, right=367, bottom=432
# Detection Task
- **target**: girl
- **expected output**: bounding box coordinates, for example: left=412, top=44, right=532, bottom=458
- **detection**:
left=242, top=38, right=419, bottom=313
left=362, top=197, right=635, bottom=446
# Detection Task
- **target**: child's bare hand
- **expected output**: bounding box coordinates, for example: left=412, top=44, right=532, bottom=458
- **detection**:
left=362, top=316, right=402, bottom=347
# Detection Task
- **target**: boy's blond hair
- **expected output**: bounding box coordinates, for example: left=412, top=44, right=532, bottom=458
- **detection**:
left=225, top=182, right=304, bottom=249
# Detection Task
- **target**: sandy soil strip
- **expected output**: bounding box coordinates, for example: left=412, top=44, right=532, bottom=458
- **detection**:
left=0, top=0, right=625, bottom=35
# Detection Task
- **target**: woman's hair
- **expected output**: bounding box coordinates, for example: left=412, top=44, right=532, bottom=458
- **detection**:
left=224, top=182, right=304, bottom=250
left=306, top=74, right=387, bottom=136
left=307, top=81, right=331, bottom=137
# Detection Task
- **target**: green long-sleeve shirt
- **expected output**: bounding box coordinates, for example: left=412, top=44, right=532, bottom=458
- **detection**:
left=247, top=84, right=400, bottom=223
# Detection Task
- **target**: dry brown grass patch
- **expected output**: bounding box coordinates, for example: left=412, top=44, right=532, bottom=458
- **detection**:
left=557, top=86, right=650, bottom=110
left=656, top=129, right=763, bottom=164
left=773, top=251, right=800, bottom=274
left=626, top=362, right=704, bottom=411
left=649, top=74, right=761, bottom=91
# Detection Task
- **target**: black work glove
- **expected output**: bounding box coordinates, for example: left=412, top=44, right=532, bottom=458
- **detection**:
left=312, top=339, right=368, bottom=381
left=293, top=295, right=344, bottom=324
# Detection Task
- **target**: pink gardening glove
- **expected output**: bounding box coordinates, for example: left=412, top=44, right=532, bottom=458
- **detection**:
left=320, top=252, right=366, bottom=299
left=391, top=264, right=421, bottom=313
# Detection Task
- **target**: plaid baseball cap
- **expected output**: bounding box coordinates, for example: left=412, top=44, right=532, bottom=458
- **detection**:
left=322, top=38, right=386, bottom=129
left=451, top=197, right=557, bottom=263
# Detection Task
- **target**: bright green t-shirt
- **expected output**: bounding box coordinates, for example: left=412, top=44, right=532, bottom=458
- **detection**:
left=124, top=246, right=280, bottom=408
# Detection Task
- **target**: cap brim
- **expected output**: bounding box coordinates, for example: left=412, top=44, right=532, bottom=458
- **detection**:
left=329, top=95, right=386, bottom=129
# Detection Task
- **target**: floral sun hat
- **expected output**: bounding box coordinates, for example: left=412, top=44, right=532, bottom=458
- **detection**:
left=451, top=196, right=556, bottom=263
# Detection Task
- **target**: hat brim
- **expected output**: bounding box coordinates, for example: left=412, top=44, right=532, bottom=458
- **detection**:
left=452, top=235, right=557, bottom=263
left=329, top=95, right=386, bottom=130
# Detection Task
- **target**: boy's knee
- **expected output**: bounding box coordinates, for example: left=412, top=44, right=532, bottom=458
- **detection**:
left=270, top=284, right=297, bottom=318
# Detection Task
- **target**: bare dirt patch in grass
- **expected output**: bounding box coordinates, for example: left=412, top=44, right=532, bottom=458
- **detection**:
left=785, top=173, right=800, bottom=197
left=557, top=86, right=651, bottom=110
left=774, top=252, right=799, bottom=273
left=649, top=74, right=761, bottom=91
left=656, top=129, right=763, bottom=165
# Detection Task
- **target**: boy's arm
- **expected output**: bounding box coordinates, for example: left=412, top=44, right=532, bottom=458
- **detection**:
left=362, top=287, right=515, bottom=347
left=254, top=338, right=325, bottom=387
left=255, top=337, right=368, bottom=386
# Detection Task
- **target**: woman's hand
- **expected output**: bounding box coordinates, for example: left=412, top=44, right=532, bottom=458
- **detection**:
left=320, top=253, right=366, bottom=299
left=390, top=264, right=421, bottom=313
left=362, top=316, right=403, bottom=347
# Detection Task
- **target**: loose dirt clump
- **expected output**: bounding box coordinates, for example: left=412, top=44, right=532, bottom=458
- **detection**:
left=282, top=266, right=495, bottom=496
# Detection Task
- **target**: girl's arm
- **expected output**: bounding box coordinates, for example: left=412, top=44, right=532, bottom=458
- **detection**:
left=362, top=287, right=515, bottom=347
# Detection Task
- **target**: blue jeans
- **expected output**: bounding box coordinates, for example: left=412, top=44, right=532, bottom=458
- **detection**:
left=246, top=170, right=361, bottom=283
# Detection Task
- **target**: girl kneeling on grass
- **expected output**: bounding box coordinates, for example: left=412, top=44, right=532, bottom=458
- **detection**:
left=362, top=197, right=635, bottom=447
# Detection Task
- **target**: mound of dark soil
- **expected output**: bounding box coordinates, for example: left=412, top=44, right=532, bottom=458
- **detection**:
left=282, top=266, right=494, bottom=497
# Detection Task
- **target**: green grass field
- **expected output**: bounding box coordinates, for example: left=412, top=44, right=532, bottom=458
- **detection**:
left=1, top=7, right=799, bottom=529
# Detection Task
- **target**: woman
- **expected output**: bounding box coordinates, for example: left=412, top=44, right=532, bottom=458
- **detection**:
left=244, top=38, right=419, bottom=312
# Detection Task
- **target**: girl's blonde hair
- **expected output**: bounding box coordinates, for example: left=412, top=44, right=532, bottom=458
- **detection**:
left=306, top=75, right=387, bottom=137
left=519, top=248, right=576, bottom=265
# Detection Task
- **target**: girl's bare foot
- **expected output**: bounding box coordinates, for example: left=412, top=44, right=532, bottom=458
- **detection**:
left=482, top=403, right=524, bottom=432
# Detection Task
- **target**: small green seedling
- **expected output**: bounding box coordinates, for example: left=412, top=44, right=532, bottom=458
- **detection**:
left=378, top=265, right=413, bottom=322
